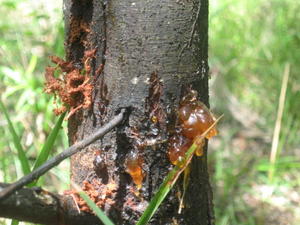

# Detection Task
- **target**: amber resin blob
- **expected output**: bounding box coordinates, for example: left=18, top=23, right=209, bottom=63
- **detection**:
left=168, top=90, right=217, bottom=165
left=168, top=134, right=192, bottom=166
left=125, top=151, right=144, bottom=189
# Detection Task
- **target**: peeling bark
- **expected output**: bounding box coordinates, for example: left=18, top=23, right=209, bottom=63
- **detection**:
left=64, top=0, right=213, bottom=224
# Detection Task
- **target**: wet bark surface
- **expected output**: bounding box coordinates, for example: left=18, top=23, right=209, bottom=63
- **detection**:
left=64, top=0, right=213, bottom=224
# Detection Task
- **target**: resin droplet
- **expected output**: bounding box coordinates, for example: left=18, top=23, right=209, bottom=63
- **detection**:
left=179, top=96, right=217, bottom=140
left=168, top=134, right=192, bottom=165
left=125, top=151, right=144, bottom=189
left=167, top=90, right=218, bottom=165
left=93, top=150, right=105, bottom=170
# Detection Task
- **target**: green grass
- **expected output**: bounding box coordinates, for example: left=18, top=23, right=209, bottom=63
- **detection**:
left=55, top=176, right=116, bottom=225
left=0, top=100, right=31, bottom=176
left=75, top=186, right=116, bottom=225
left=210, top=0, right=300, bottom=224
left=0, top=1, right=67, bottom=224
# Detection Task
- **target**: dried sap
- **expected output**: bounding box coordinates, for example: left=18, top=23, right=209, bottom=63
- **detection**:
left=125, top=151, right=144, bottom=189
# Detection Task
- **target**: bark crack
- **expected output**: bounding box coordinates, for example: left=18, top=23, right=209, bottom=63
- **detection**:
left=67, top=0, right=93, bottom=62
left=101, top=0, right=107, bottom=66
left=178, top=0, right=202, bottom=60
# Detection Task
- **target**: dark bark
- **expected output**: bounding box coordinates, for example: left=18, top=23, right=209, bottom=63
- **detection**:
left=0, top=0, right=213, bottom=225
left=0, top=183, right=100, bottom=225
left=64, top=0, right=213, bottom=225
left=0, top=110, right=125, bottom=201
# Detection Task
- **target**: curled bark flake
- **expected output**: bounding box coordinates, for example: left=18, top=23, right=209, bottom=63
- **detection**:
left=50, top=56, right=74, bottom=73
left=83, top=48, right=97, bottom=75
left=44, top=53, right=94, bottom=119
left=68, top=19, right=91, bottom=47
left=44, top=67, right=63, bottom=94
left=64, top=179, right=117, bottom=214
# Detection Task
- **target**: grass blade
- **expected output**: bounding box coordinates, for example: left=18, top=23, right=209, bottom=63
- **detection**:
left=28, top=112, right=66, bottom=186
left=32, top=112, right=65, bottom=170
left=137, top=116, right=223, bottom=225
left=10, top=219, right=19, bottom=225
left=72, top=182, right=116, bottom=225
left=268, top=63, right=290, bottom=181
left=0, top=99, right=30, bottom=175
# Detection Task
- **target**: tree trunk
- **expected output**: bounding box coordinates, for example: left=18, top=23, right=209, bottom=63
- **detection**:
left=64, top=0, right=213, bottom=224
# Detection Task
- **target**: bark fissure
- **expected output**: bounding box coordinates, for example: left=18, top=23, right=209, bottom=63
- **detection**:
left=67, top=0, right=93, bottom=62
left=101, top=1, right=107, bottom=66
left=92, top=0, right=109, bottom=126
